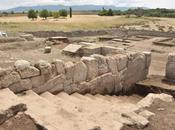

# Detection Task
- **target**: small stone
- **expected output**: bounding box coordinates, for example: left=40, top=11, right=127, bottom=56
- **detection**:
left=44, top=46, right=51, bottom=53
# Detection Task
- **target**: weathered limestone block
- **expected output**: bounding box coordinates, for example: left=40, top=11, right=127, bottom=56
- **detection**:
left=73, top=61, right=87, bottom=83
left=35, top=60, right=53, bottom=81
left=64, top=84, right=78, bottom=94
left=30, top=75, right=46, bottom=88
left=99, top=73, right=115, bottom=94
left=20, top=34, right=34, bottom=41
left=14, top=60, right=40, bottom=79
left=52, top=59, right=65, bottom=75
left=33, top=74, right=65, bottom=94
left=81, top=57, right=98, bottom=80
left=89, top=73, right=115, bottom=94
left=8, top=79, right=32, bottom=93
left=113, top=75, right=123, bottom=94
left=143, top=51, right=151, bottom=69
left=0, top=68, right=20, bottom=88
left=91, top=54, right=109, bottom=75
left=122, top=112, right=149, bottom=128
left=64, top=61, right=75, bottom=80
left=115, top=54, right=128, bottom=72
left=166, top=53, right=175, bottom=79
left=106, top=56, right=118, bottom=74
left=44, top=46, right=51, bottom=53
left=122, top=54, right=146, bottom=90
left=77, top=82, right=90, bottom=94
left=137, top=93, right=173, bottom=109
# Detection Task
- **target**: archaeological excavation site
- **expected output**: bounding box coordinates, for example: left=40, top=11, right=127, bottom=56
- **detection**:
left=0, top=28, right=175, bottom=130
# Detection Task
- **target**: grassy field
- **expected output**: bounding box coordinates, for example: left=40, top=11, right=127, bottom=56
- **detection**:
left=0, top=15, right=152, bottom=32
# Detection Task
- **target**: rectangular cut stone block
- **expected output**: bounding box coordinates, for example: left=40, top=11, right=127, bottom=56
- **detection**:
left=143, top=51, right=151, bottom=69
left=65, top=61, right=75, bottom=80
left=8, top=79, right=32, bottom=93
left=81, top=46, right=102, bottom=56
left=166, top=53, right=175, bottom=80
left=77, top=82, right=90, bottom=94
left=17, top=66, right=40, bottom=79
left=33, top=74, right=65, bottom=94
left=81, top=57, right=98, bottom=80
left=106, top=56, right=118, bottom=74
left=73, top=61, right=87, bottom=83
left=91, top=54, right=109, bottom=75
left=52, top=59, right=65, bottom=75
left=62, top=44, right=83, bottom=55
left=116, top=54, right=128, bottom=72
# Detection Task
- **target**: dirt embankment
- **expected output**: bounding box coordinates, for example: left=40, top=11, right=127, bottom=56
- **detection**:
left=26, top=29, right=175, bottom=38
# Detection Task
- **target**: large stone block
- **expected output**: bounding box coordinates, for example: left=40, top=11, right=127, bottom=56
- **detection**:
left=14, top=60, right=40, bottom=79
left=64, top=84, right=78, bottom=94
left=8, top=79, right=32, bottom=93
left=89, top=73, right=115, bottom=94
left=77, top=82, right=90, bottom=94
left=52, top=59, right=65, bottom=75
left=64, top=61, right=75, bottom=80
left=122, top=54, right=146, bottom=91
left=30, top=75, right=46, bottom=88
left=166, top=53, right=175, bottom=80
left=33, top=74, right=65, bottom=94
left=115, top=54, right=128, bottom=72
left=73, top=61, right=87, bottom=83
left=106, top=56, right=118, bottom=74
left=143, top=51, right=151, bottom=69
left=0, top=69, right=20, bottom=88
left=113, top=75, right=123, bottom=94
left=91, top=54, right=109, bottom=75
left=35, top=60, right=53, bottom=81
left=81, top=57, right=98, bottom=80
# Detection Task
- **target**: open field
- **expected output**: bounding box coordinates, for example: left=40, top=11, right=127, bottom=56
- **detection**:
left=0, top=15, right=153, bottom=32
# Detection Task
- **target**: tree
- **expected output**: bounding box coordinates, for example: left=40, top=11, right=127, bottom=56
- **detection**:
left=28, top=9, right=37, bottom=20
left=135, top=8, right=144, bottom=17
left=59, top=9, right=68, bottom=17
left=107, top=9, right=114, bottom=16
left=39, top=9, right=49, bottom=19
left=11, top=11, right=14, bottom=15
left=53, top=11, right=59, bottom=19
left=69, top=7, right=72, bottom=18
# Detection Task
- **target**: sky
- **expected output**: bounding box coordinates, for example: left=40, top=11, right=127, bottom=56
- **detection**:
left=0, top=0, right=174, bottom=10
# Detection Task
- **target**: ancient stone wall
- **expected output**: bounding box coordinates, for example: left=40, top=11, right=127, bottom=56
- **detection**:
left=0, top=51, right=151, bottom=95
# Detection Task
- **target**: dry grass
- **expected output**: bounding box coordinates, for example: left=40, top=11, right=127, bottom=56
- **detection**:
left=0, top=15, right=150, bottom=32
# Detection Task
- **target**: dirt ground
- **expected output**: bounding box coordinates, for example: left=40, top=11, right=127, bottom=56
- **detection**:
left=122, top=99, right=175, bottom=130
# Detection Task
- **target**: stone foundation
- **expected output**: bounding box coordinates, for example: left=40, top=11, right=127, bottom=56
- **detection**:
left=0, top=51, right=151, bottom=95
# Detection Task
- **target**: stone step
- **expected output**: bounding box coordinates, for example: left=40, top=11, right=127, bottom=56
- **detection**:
left=18, top=90, right=80, bottom=130
left=0, top=88, right=21, bottom=110
left=56, top=92, right=124, bottom=130
left=41, top=92, right=99, bottom=130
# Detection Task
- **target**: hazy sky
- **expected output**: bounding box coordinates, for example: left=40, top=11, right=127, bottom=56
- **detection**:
left=0, top=0, right=174, bottom=9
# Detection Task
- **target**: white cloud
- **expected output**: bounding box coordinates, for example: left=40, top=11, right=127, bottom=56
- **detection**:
left=0, top=0, right=174, bottom=9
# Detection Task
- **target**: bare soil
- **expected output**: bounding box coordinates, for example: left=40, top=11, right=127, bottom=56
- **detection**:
left=122, top=99, right=175, bottom=130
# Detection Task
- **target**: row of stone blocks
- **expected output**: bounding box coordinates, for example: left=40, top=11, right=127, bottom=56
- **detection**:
left=0, top=51, right=151, bottom=95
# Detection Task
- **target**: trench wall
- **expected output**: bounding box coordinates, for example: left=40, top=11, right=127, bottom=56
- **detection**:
left=0, top=51, right=151, bottom=95
left=26, top=29, right=175, bottom=38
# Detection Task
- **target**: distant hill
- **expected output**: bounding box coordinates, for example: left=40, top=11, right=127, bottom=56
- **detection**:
left=4, top=5, right=137, bottom=12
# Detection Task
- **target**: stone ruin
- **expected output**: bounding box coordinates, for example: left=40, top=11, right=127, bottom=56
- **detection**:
left=166, top=53, right=175, bottom=81
left=0, top=51, right=151, bottom=95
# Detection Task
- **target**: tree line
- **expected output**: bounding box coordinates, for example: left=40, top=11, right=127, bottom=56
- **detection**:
left=98, top=8, right=175, bottom=18
left=27, top=9, right=71, bottom=20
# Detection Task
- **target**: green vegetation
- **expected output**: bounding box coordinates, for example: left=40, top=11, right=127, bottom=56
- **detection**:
left=59, top=9, right=68, bottom=17
left=98, top=8, right=114, bottom=16
left=27, top=9, right=37, bottom=20
left=39, top=9, right=49, bottom=19
left=52, top=11, right=59, bottom=19
left=111, top=8, right=175, bottom=18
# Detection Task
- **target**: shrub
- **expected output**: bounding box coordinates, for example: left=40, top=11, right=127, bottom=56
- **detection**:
left=98, top=8, right=114, bottom=16
left=59, top=9, right=68, bottom=17
left=53, top=11, right=59, bottom=19
left=39, top=9, right=49, bottom=19
left=28, top=9, right=37, bottom=20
